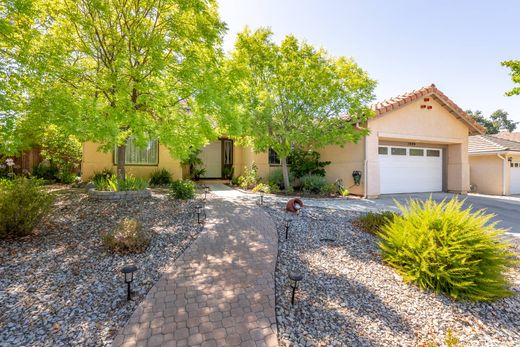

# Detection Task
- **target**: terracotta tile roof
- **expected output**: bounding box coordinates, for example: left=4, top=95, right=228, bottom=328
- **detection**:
left=371, top=84, right=485, bottom=135
left=469, top=135, right=520, bottom=153
left=493, top=131, right=520, bottom=142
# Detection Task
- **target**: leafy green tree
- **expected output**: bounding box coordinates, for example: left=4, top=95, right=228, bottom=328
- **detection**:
left=1, top=0, right=227, bottom=180
left=466, top=109, right=517, bottom=134
left=502, top=60, right=520, bottom=96
left=490, top=109, right=518, bottom=133
left=39, top=125, right=82, bottom=181
left=226, top=28, right=376, bottom=189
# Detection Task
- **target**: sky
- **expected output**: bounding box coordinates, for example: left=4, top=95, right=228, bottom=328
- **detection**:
left=218, top=0, right=520, bottom=122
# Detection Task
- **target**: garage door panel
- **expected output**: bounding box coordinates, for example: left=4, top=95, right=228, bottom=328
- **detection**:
left=510, top=163, right=520, bottom=194
left=379, top=146, right=442, bottom=194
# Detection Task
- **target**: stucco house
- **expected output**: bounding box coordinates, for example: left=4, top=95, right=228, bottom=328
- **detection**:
left=469, top=133, right=520, bottom=195
left=81, top=84, right=484, bottom=198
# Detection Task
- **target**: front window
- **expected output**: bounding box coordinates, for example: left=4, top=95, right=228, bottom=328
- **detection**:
left=269, top=148, right=280, bottom=165
left=114, top=138, right=159, bottom=165
left=223, top=140, right=233, bottom=165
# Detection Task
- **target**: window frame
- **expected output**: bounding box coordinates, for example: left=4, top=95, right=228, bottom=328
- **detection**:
left=113, top=138, right=159, bottom=166
left=378, top=146, right=389, bottom=155
left=268, top=148, right=281, bottom=166
left=426, top=149, right=441, bottom=157
left=391, top=147, right=407, bottom=156
left=409, top=148, right=425, bottom=157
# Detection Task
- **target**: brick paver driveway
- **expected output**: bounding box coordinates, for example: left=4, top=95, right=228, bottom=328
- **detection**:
left=113, top=185, right=278, bottom=347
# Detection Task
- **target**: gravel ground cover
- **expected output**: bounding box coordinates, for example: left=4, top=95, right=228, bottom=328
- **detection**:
left=264, top=204, right=520, bottom=347
left=0, top=187, right=204, bottom=346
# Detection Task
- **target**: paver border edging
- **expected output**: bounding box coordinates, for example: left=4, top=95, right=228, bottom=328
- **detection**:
left=87, top=188, right=151, bottom=200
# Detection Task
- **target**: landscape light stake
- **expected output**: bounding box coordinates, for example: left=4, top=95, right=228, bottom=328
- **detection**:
left=204, top=185, right=209, bottom=200
left=121, top=265, right=138, bottom=301
left=289, top=272, right=303, bottom=305
left=196, top=205, right=203, bottom=224
left=285, top=219, right=290, bottom=240
left=259, top=191, right=264, bottom=205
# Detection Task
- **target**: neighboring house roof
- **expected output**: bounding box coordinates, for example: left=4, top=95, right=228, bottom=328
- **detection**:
left=371, top=84, right=485, bottom=135
left=492, top=131, right=520, bottom=142
left=469, top=135, right=520, bottom=154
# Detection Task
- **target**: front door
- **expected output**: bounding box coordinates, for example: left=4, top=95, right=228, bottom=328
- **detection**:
left=200, top=141, right=222, bottom=178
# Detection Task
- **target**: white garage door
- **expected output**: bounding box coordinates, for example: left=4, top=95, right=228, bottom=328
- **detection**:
left=510, top=162, right=520, bottom=194
left=379, top=145, right=443, bottom=194
left=200, top=141, right=222, bottom=178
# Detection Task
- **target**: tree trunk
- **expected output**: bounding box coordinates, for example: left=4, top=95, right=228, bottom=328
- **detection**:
left=281, top=156, right=291, bottom=192
left=116, top=144, right=126, bottom=181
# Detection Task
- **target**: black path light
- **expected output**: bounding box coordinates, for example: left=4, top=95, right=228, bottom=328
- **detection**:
left=204, top=185, right=209, bottom=200
left=195, top=204, right=203, bottom=224
left=121, top=265, right=137, bottom=301
left=289, top=271, right=303, bottom=305
left=259, top=191, right=265, bottom=205
left=284, top=219, right=290, bottom=240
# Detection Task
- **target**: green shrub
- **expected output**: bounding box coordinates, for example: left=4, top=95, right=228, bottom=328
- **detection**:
left=149, top=169, right=173, bottom=186
left=299, top=174, right=327, bottom=194
left=321, top=183, right=337, bottom=195
left=379, top=198, right=516, bottom=302
left=92, top=172, right=148, bottom=191
left=91, top=169, right=114, bottom=186
left=32, top=163, right=59, bottom=181
left=223, top=166, right=234, bottom=180
left=353, top=211, right=396, bottom=234
left=0, top=178, right=54, bottom=239
left=170, top=179, right=195, bottom=200
left=268, top=169, right=294, bottom=189
left=57, top=168, right=78, bottom=184
left=251, top=182, right=280, bottom=194
left=339, top=187, right=350, bottom=197
left=102, top=218, right=151, bottom=254
left=237, top=163, right=260, bottom=189
left=288, top=149, right=330, bottom=179
left=117, top=176, right=148, bottom=191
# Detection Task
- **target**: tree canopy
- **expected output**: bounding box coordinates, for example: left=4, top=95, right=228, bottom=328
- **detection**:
left=1, top=0, right=228, bottom=179
left=466, top=109, right=517, bottom=134
left=502, top=60, right=520, bottom=96
left=225, top=28, right=376, bottom=188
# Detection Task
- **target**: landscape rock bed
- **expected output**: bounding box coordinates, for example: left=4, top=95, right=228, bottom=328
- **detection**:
left=87, top=188, right=151, bottom=200
left=0, top=188, right=205, bottom=346
left=264, top=204, right=520, bottom=347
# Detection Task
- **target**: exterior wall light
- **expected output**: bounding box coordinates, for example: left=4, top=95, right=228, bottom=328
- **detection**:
left=121, top=265, right=137, bottom=301
left=352, top=171, right=362, bottom=186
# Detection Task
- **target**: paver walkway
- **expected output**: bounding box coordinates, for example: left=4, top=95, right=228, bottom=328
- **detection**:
left=113, top=185, right=278, bottom=347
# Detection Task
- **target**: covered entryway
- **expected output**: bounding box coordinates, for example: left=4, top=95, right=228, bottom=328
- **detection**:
left=200, top=141, right=222, bottom=178
left=510, top=161, right=520, bottom=194
left=199, top=139, right=233, bottom=179
left=379, top=145, right=443, bottom=194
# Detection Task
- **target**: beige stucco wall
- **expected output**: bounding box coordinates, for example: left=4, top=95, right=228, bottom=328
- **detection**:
left=469, top=155, right=504, bottom=195
left=81, top=142, right=183, bottom=180
left=318, top=142, right=365, bottom=196
left=366, top=96, right=471, bottom=197
left=237, top=142, right=365, bottom=195
left=469, top=153, right=520, bottom=195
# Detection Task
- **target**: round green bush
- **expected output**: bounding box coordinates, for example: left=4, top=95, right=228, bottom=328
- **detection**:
left=379, top=198, right=516, bottom=302
left=170, top=179, right=195, bottom=200
left=102, top=218, right=151, bottom=254
left=0, top=177, right=54, bottom=239
left=149, top=169, right=173, bottom=186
